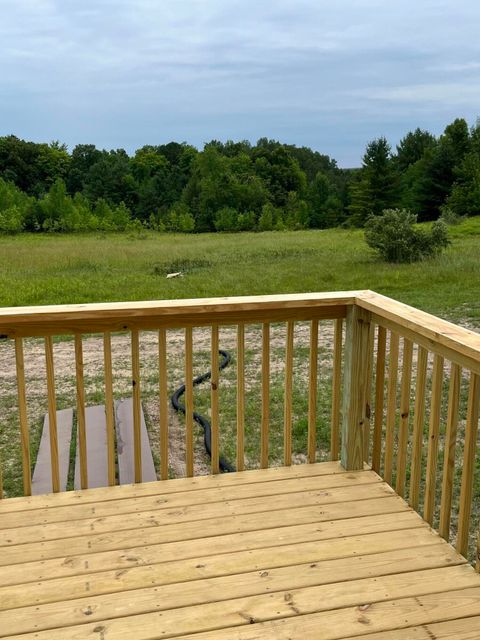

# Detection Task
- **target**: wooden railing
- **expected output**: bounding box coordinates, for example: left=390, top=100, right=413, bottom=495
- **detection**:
left=350, top=291, right=480, bottom=562
left=0, top=290, right=479, bottom=561
left=0, top=292, right=352, bottom=497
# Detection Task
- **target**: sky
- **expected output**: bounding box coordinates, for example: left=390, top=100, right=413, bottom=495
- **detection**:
left=1, top=0, right=479, bottom=167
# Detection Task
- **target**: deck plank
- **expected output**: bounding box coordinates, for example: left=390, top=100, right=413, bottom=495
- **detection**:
left=0, top=542, right=458, bottom=612
left=5, top=576, right=480, bottom=640
left=0, top=497, right=414, bottom=564
left=1, top=565, right=476, bottom=637
left=31, top=408, right=73, bottom=495
left=0, top=471, right=382, bottom=528
left=0, top=507, right=421, bottom=565
left=0, top=526, right=446, bottom=587
left=169, top=604, right=480, bottom=640
left=0, top=461, right=367, bottom=512
left=348, top=616, right=480, bottom=639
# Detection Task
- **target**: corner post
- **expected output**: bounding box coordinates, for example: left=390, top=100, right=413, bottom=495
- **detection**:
left=341, top=304, right=372, bottom=470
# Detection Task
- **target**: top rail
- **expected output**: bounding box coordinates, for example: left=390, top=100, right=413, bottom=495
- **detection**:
left=0, top=292, right=357, bottom=337
left=0, top=290, right=478, bottom=370
left=356, top=290, right=480, bottom=375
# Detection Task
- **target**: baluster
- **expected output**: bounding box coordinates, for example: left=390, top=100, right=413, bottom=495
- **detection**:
left=396, top=338, right=413, bottom=497
left=185, top=327, right=194, bottom=477
left=74, top=334, right=88, bottom=489
left=330, top=318, right=343, bottom=461
left=44, top=336, right=60, bottom=492
left=308, top=319, right=318, bottom=463
left=457, top=372, right=480, bottom=557
left=158, top=328, right=169, bottom=480
left=261, top=322, right=270, bottom=469
left=14, top=337, right=31, bottom=495
left=236, top=323, right=245, bottom=471
left=363, top=323, right=375, bottom=463
left=284, top=321, right=294, bottom=466
left=372, top=325, right=386, bottom=473
left=477, top=532, right=480, bottom=573
left=211, top=325, right=220, bottom=474
left=384, top=331, right=399, bottom=485
left=131, top=330, right=142, bottom=483
left=103, top=332, right=116, bottom=486
left=424, top=354, right=444, bottom=525
left=409, top=346, right=428, bottom=510
left=439, top=363, right=461, bottom=540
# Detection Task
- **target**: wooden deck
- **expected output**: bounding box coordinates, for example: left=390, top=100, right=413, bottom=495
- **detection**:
left=1, top=462, right=480, bottom=639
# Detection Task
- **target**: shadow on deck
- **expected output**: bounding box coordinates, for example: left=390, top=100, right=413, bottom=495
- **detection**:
left=1, top=461, right=480, bottom=639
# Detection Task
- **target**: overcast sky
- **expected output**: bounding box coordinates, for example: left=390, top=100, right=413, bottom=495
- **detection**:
left=1, top=0, right=479, bottom=166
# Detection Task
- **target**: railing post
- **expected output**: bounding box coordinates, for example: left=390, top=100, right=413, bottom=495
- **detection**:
left=341, top=304, right=372, bottom=470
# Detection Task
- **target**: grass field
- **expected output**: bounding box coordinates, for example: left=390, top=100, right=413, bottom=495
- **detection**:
left=0, top=220, right=479, bottom=557
left=0, top=219, right=479, bottom=321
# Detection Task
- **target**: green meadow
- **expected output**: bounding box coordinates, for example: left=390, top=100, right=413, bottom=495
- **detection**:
left=0, top=220, right=479, bottom=320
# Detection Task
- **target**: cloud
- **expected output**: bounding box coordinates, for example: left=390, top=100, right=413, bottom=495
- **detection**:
left=353, top=83, right=480, bottom=107
left=0, top=0, right=479, bottom=166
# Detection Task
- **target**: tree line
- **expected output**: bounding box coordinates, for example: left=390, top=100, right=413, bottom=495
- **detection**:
left=0, top=117, right=478, bottom=234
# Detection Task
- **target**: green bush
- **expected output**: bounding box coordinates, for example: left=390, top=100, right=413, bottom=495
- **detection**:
left=365, top=209, right=449, bottom=263
left=166, top=202, right=195, bottom=233
left=214, top=207, right=239, bottom=232
left=439, top=205, right=465, bottom=226
left=0, top=178, right=33, bottom=233
left=0, top=205, right=25, bottom=234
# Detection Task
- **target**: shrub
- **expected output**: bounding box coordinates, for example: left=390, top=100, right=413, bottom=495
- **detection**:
left=0, top=205, right=25, bottom=234
left=365, top=209, right=449, bottom=263
left=214, top=207, right=238, bottom=232
left=439, top=205, right=465, bottom=226
left=167, top=203, right=195, bottom=233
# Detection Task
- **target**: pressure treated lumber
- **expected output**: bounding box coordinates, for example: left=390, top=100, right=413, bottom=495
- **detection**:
left=341, top=306, right=371, bottom=470
left=0, top=477, right=392, bottom=531
left=307, top=319, right=319, bottom=463
left=356, top=290, right=480, bottom=375
left=457, top=372, right=480, bottom=557
left=383, top=331, right=399, bottom=485
left=236, top=323, right=245, bottom=471
left=330, top=318, right=342, bottom=461
left=0, top=292, right=353, bottom=338
left=409, top=345, right=428, bottom=510
left=2, top=565, right=476, bottom=637
left=0, top=461, right=365, bottom=512
left=2, top=460, right=480, bottom=640
left=423, top=354, right=444, bottom=525
left=0, top=505, right=418, bottom=565
left=371, top=324, right=386, bottom=473
left=439, top=362, right=461, bottom=540
left=14, top=337, right=31, bottom=495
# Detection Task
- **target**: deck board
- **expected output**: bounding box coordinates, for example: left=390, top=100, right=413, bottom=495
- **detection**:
left=1, top=461, right=479, bottom=639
